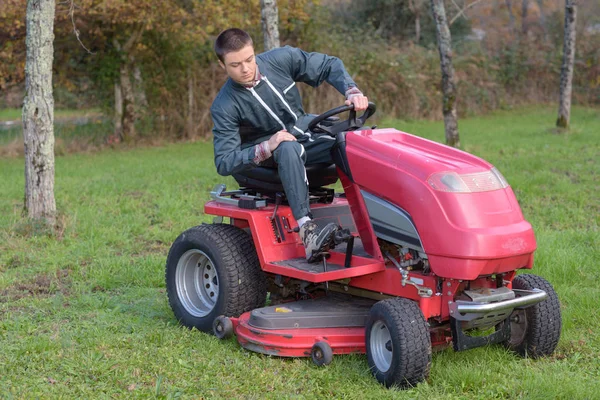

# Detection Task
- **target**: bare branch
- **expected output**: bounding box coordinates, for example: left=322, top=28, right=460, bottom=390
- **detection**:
left=449, top=0, right=485, bottom=26
left=69, top=1, right=94, bottom=54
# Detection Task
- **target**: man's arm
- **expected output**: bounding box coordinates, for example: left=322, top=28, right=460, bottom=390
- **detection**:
left=212, top=105, right=260, bottom=176
left=282, top=47, right=354, bottom=94
left=281, top=46, right=368, bottom=110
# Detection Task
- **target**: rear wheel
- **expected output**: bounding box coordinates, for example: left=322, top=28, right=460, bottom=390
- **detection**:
left=166, top=224, right=267, bottom=333
left=504, top=274, right=561, bottom=358
left=366, top=298, right=431, bottom=389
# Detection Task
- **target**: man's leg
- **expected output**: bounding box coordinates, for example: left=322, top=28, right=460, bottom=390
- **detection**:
left=273, top=139, right=337, bottom=262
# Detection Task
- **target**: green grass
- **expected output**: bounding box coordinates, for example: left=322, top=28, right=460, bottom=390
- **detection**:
left=0, top=108, right=101, bottom=122
left=1, top=106, right=599, bottom=398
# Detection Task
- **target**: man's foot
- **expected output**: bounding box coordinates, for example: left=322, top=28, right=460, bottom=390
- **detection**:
left=299, top=220, right=338, bottom=263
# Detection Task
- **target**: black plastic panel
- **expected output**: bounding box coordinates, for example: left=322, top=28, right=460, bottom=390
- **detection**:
left=248, top=295, right=375, bottom=330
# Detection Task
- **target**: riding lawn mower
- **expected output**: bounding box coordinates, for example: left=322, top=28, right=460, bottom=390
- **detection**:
left=165, top=103, right=561, bottom=388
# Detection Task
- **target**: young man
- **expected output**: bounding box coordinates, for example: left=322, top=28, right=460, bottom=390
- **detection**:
left=211, top=28, right=368, bottom=262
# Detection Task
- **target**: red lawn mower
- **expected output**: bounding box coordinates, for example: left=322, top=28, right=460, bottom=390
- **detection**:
left=165, top=103, right=561, bottom=388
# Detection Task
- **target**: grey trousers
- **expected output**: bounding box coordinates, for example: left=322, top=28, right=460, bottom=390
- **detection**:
left=269, top=134, right=337, bottom=220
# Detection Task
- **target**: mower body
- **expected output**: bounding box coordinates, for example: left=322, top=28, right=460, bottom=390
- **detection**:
left=168, top=124, right=560, bottom=387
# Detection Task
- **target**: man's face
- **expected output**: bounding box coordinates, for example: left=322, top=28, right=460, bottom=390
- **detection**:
left=220, top=45, right=257, bottom=85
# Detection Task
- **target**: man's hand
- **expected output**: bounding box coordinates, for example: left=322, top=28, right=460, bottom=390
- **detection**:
left=345, top=94, right=369, bottom=111
left=268, top=130, right=296, bottom=151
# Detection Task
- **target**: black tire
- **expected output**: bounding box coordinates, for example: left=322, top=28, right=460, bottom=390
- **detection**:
left=311, top=341, right=333, bottom=366
left=165, top=224, right=267, bottom=333
left=504, top=274, right=561, bottom=358
left=366, top=298, right=431, bottom=389
left=213, top=316, right=234, bottom=339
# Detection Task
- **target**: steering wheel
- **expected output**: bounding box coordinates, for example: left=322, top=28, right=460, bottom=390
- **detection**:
left=307, top=102, right=377, bottom=136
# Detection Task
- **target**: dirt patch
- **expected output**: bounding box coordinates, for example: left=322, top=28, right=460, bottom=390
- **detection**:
left=551, top=168, right=581, bottom=184
left=0, top=269, right=72, bottom=303
left=133, top=238, right=170, bottom=257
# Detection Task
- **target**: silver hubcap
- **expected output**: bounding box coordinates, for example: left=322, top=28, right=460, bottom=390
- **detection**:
left=508, top=309, right=528, bottom=346
left=370, top=320, right=393, bottom=372
left=176, top=249, right=219, bottom=317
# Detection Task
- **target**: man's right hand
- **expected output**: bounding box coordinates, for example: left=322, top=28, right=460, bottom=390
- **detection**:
left=268, top=130, right=296, bottom=151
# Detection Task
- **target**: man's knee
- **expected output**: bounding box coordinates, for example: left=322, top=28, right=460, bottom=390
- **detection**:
left=274, top=141, right=305, bottom=163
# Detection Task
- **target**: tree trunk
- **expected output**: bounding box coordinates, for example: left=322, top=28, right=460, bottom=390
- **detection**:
left=409, top=0, right=422, bottom=44
left=23, top=0, right=56, bottom=226
left=119, top=62, right=136, bottom=140
left=557, top=0, right=577, bottom=129
left=415, top=9, right=421, bottom=44
left=505, top=0, right=517, bottom=33
left=133, top=64, right=148, bottom=113
left=535, top=0, right=547, bottom=39
left=521, top=0, right=529, bottom=34
left=114, top=80, right=123, bottom=139
left=112, top=30, right=142, bottom=141
left=430, top=0, right=460, bottom=147
left=260, top=0, right=280, bottom=51
left=187, top=65, right=195, bottom=138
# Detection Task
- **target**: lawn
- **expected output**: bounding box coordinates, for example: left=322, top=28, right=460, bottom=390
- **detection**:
left=0, top=108, right=102, bottom=122
left=0, top=106, right=599, bottom=398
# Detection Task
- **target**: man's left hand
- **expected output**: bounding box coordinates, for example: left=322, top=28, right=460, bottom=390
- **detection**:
left=345, top=94, right=369, bottom=111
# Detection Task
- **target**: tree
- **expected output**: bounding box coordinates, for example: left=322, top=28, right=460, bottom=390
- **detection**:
left=261, top=0, right=281, bottom=50
left=430, top=0, right=460, bottom=147
left=408, top=0, right=423, bottom=43
left=23, top=0, right=56, bottom=226
left=557, top=0, right=577, bottom=129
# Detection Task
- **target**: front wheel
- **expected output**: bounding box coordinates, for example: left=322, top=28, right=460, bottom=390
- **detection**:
left=366, top=298, right=431, bottom=389
left=504, top=274, right=561, bottom=358
left=165, top=224, right=267, bottom=333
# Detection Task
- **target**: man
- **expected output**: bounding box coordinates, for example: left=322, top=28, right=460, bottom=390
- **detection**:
left=211, top=28, right=368, bottom=263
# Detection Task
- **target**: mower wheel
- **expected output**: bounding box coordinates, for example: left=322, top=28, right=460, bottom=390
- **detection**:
left=166, top=224, right=267, bottom=333
left=504, top=274, right=562, bottom=358
left=366, top=298, right=431, bottom=389
left=213, top=316, right=234, bottom=340
left=311, top=341, right=333, bottom=366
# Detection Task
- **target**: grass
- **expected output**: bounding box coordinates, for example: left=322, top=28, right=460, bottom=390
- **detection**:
left=1, top=105, right=599, bottom=398
left=0, top=108, right=102, bottom=122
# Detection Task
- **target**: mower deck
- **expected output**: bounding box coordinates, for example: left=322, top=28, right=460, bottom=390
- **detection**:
left=231, top=295, right=375, bottom=357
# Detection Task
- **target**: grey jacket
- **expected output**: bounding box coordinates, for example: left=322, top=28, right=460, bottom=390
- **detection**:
left=210, top=46, right=358, bottom=176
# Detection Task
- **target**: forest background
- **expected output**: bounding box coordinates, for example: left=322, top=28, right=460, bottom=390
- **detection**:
left=1, top=0, right=599, bottom=145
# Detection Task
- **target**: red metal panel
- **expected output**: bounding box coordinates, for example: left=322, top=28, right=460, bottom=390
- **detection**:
left=338, top=171, right=383, bottom=261
left=234, top=312, right=366, bottom=357
left=344, top=129, right=537, bottom=279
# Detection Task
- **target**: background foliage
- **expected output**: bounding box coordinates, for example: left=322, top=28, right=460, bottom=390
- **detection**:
left=1, top=0, right=599, bottom=142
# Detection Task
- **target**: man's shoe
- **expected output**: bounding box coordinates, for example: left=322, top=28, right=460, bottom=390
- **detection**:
left=299, top=220, right=338, bottom=263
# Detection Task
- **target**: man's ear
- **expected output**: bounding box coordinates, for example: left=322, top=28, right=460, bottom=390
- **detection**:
left=218, top=60, right=225, bottom=70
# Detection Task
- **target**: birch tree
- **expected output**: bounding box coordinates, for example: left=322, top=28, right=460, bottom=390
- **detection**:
left=261, top=0, right=280, bottom=51
left=557, top=0, right=577, bottom=129
left=431, top=0, right=460, bottom=147
left=23, top=0, right=56, bottom=227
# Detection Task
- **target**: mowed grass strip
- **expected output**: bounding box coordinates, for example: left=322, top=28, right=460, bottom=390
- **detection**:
left=0, top=106, right=598, bottom=398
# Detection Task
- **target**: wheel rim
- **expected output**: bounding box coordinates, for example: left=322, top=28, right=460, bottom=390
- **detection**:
left=370, top=320, right=393, bottom=373
left=175, top=249, right=219, bottom=317
left=314, top=349, right=323, bottom=360
left=508, top=309, right=528, bottom=346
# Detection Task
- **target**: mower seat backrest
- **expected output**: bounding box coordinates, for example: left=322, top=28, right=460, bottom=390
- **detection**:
left=233, top=163, right=338, bottom=192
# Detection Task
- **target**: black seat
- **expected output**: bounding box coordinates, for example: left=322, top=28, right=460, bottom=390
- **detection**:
left=233, top=163, right=338, bottom=192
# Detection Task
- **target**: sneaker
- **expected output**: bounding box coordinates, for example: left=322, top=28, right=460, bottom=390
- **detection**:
left=299, top=220, right=338, bottom=263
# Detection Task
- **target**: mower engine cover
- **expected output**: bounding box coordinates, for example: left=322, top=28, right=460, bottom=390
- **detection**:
left=340, top=128, right=536, bottom=280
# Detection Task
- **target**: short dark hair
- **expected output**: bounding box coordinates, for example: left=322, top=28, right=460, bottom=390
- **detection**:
left=214, top=28, right=253, bottom=63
